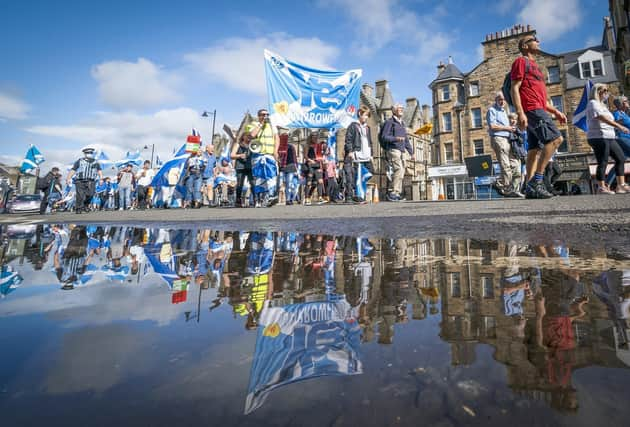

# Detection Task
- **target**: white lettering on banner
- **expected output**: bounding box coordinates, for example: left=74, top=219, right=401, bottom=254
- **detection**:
left=288, top=110, right=336, bottom=126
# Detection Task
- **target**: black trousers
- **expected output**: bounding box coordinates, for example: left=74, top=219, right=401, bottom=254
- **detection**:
left=235, top=168, right=253, bottom=204
left=137, top=185, right=149, bottom=208
left=588, top=138, right=626, bottom=181
left=75, top=180, right=95, bottom=211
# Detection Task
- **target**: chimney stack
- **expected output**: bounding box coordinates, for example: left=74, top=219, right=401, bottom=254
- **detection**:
left=421, top=104, right=431, bottom=124
left=437, top=61, right=446, bottom=76
left=362, top=83, right=374, bottom=98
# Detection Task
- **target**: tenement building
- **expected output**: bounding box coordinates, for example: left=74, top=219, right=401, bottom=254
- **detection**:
left=429, top=21, right=620, bottom=200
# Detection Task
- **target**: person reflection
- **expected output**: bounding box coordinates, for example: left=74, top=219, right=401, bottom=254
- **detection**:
left=54, top=225, right=91, bottom=290
left=527, top=244, right=589, bottom=413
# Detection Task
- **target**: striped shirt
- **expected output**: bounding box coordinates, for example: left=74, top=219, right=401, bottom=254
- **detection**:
left=72, top=158, right=101, bottom=181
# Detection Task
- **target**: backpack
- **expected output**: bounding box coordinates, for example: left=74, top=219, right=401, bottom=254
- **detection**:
left=502, top=57, right=530, bottom=107
left=378, top=120, right=393, bottom=150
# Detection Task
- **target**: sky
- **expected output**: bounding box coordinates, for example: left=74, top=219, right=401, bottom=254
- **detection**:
left=0, top=0, right=609, bottom=171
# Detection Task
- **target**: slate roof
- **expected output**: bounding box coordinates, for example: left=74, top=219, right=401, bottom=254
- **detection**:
left=560, top=46, right=618, bottom=90
left=429, top=63, right=465, bottom=88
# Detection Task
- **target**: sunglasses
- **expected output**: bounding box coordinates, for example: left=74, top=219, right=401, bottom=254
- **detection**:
left=259, top=113, right=269, bottom=117
left=524, top=37, right=539, bottom=44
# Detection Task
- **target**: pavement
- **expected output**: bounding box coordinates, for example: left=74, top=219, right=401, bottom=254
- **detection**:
left=2, top=195, right=630, bottom=250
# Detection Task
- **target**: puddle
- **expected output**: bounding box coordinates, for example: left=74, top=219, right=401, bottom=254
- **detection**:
left=1, top=224, right=629, bottom=426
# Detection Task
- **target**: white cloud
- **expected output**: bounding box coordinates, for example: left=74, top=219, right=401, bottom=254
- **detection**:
left=0, top=91, right=30, bottom=121
left=25, top=107, right=208, bottom=168
left=91, top=58, right=180, bottom=110
left=184, top=33, right=339, bottom=95
left=319, top=0, right=454, bottom=65
left=517, top=0, right=582, bottom=41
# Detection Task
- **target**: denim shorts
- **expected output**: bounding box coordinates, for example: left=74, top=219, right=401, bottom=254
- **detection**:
left=525, top=109, right=561, bottom=150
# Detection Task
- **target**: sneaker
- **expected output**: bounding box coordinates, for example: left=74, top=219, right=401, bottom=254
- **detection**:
left=505, top=190, right=525, bottom=198
left=305, top=198, right=312, bottom=205
left=615, top=184, right=630, bottom=194
left=597, top=185, right=615, bottom=195
left=386, top=192, right=401, bottom=202
left=525, top=182, right=553, bottom=199
left=492, top=182, right=506, bottom=196
left=352, top=196, right=367, bottom=204
left=317, top=198, right=328, bottom=204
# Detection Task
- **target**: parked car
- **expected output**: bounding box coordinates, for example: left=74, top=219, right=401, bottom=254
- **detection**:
left=6, top=194, right=41, bottom=214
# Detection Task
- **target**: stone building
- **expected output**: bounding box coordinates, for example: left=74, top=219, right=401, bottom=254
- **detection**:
left=608, top=2, right=630, bottom=91
left=336, top=80, right=433, bottom=201
left=429, top=21, right=620, bottom=200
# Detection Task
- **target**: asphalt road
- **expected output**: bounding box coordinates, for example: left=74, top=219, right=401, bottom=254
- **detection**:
left=3, top=195, right=630, bottom=250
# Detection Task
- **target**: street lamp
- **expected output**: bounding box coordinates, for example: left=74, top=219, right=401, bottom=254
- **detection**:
left=201, top=110, right=216, bottom=146
left=143, top=144, right=155, bottom=168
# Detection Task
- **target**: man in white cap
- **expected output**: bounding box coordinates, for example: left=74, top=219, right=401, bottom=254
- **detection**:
left=67, top=146, right=103, bottom=214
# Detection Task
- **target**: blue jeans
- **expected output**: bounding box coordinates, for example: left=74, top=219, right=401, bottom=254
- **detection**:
left=118, top=187, right=131, bottom=209
left=284, top=172, right=298, bottom=202
left=185, top=175, right=202, bottom=202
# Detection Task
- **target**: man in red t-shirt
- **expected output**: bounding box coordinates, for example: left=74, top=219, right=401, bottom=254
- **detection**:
left=511, top=35, right=567, bottom=199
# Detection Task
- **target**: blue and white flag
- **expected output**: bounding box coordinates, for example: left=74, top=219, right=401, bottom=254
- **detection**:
left=572, top=80, right=593, bottom=132
left=145, top=243, right=179, bottom=288
left=1, top=265, right=23, bottom=298
left=355, top=163, right=372, bottom=199
left=244, top=299, right=363, bottom=414
left=264, top=49, right=362, bottom=129
left=252, top=154, right=278, bottom=195
left=151, top=143, right=188, bottom=188
left=20, top=145, right=45, bottom=174
left=115, top=150, right=143, bottom=168
left=97, top=150, right=115, bottom=170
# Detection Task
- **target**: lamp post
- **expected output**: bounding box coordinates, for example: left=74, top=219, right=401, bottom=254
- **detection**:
left=202, top=110, right=216, bottom=146
left=143, top=144, right=155, bottom=168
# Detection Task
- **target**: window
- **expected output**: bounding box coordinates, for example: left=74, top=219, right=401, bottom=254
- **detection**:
left=473, top=139, right=484, bottom=155
left=548, top=66, right=560, bottom=83
left=482, top=275, right=494, bottom=298
left=471, top=108, right=482, bottom=128
left=558, top=129, right=568, bottom=153
left=441, top=85, right=450, bottom=101
left=469, top=82, right=480, bottom=97
left=444, top=142, right=454, bottom=162
left=442, top=112, right=452, bottom=132
left=450, top=272, right=461, bottom=297
left=577, top=51, right=606, bottom=79
left=581, top=62, right=592, bottom=78
left=551, top=95, right=564, bottom=113
left=450, top=240, right=459, bottom=257
left=593, top=59, right=603, bottom=76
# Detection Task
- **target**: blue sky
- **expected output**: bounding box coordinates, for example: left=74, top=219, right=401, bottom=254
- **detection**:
left=0, top=0, right=609, bottom=170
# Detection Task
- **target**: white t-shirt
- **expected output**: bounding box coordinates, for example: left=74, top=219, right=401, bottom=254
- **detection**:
left=586, top=100, right=616, bottom=139
left=136, top=168, right=155, bottom=186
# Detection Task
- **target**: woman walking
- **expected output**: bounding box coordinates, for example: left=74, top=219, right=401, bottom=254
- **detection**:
left=586, top=83, right=630, bottom=194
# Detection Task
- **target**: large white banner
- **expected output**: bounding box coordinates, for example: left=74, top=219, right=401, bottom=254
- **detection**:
left=264, top=49, right=362, bottom=129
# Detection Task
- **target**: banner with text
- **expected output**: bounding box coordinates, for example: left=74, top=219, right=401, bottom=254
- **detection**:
left=264, top=49, right=362, bottom=129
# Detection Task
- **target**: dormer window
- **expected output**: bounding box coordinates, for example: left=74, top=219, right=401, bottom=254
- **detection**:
left=577, top=50, right=605, bottom=79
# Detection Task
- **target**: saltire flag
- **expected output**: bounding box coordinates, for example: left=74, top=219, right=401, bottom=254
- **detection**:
left=355, top=163, right=372, bottom=199
left=251, top=154, right=278, bottom=196
left=263, top=49, right=362, bottom=129
left=144, top=243, right=179, bottom=288
left=572, top=80, right=593, bottom=132
left=327, top=129, right=337, bottom=162
left=151, top=142, right=189, bottom=206
left=0, top=265, right=23, bottom=298
left=20, top=145, right=45, bottom=174
left=244, top=298, right=363, bottom=414
left=246, top=232, right=275, bottom=275
left=115, top=150, right=143, bottom=168
left=97, top=149, right=115, bottom=169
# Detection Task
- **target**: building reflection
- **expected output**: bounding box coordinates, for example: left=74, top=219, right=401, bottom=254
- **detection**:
left=1, top=224, right=629, bottom=413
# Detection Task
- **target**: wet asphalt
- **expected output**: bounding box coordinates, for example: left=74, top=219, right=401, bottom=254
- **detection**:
left=2, top=195, right=630, bottom=251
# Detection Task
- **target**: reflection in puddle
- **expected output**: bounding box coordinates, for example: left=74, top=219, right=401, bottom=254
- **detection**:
left=1, top=223, right=629, bottom=425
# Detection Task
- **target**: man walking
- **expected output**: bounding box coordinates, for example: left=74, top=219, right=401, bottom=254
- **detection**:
left=487, top=92, right=524, bottom=197
left=66, top=147, right=102, bottom=214
left=38, top=166, right=62, bottom=214
left=510, top=35, right=567, bottom=199
left=381, top=104, right=414, bottom=201
left=135, top=160, right=154, bottom=209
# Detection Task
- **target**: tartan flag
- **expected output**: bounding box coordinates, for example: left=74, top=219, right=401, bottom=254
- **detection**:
left=20, top=145, right=45, bottom=174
